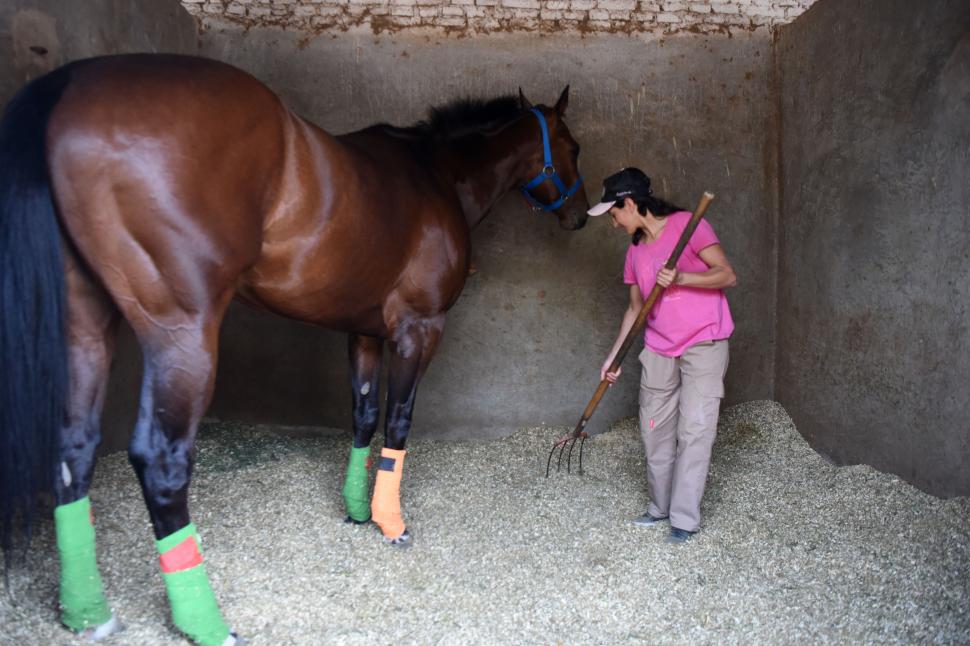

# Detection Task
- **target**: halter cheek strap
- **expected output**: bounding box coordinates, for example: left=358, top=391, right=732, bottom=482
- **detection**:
left=520, top=108, right=583, bottom=212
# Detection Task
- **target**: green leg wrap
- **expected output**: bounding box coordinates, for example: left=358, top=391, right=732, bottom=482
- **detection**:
left=55, top=496, right=112, bottom=632
left=156, top=523, right=230, bottom=646
left=342, top=445, right=372, bottom=522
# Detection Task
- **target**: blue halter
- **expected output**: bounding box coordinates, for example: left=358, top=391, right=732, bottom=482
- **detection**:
left=520, top=108, right=583, bottom=212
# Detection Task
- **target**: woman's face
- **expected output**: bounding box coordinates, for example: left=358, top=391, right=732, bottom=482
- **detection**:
left=608, top=198, right=640, bottom=235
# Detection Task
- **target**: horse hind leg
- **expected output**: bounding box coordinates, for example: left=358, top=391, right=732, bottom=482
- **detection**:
left=52, top=253, right=124, bottom=639
left=371, top=315, right=445, bottom=547
left=124, top=292, right=242, bottom=646
left=342, top=334, right=383, bottom=524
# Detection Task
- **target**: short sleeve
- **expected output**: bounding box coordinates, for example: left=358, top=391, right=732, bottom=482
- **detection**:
left=687, top=217, right=720, bottom=254
left=623, top=245, right=637, bottom=285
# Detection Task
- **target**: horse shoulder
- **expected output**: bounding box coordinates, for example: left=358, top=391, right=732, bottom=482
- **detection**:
left=387, top=197, right=469, bottom=318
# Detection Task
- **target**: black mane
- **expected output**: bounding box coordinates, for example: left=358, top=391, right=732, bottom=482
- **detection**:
left=379, top=95, right=524, bottom=141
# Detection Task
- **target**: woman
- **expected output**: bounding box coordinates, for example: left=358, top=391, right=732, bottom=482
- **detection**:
left=589, top=167, right=737, bottom=544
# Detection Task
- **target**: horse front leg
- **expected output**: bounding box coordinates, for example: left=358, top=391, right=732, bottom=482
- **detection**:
left=342, top=334, right=383, bottom=524
left=371, top=315, right=445, bottom=546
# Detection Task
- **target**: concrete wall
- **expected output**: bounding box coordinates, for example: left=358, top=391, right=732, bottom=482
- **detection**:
left=5, top=0, right=964, bottom=498
left=0, top=0, right=199, bottom=453
left=775, top=0, right=970, bottom=496
left=200, top=26, right=779, bottom=439
left=0, top=0, right=197, bottom=103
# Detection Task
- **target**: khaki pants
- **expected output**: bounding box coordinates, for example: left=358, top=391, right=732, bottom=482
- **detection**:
left=639, top=340, right=729, bottom=532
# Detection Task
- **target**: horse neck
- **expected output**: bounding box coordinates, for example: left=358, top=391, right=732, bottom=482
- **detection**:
left=439, top=119, right=534, bottom=229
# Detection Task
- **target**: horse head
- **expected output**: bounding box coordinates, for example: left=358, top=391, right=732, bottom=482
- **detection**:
left=517, top=86, right=589, bottom=231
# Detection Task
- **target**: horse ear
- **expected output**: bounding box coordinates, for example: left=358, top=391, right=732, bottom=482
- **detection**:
left=518, top=87, right=533, bottom=110
left=555, top=85, right=570, bottom=116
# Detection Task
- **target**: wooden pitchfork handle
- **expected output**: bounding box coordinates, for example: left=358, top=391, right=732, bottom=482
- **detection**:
left=546, top=192, right=715, bottom=476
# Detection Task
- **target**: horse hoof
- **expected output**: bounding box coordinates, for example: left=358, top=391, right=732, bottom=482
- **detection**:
left=344, top=515, right=370, bottom=525
left=383, top=529, right=411, bottom=548
left=223, top=631, right=245, bottom=646
left=78, top=614, right=124, bottom=641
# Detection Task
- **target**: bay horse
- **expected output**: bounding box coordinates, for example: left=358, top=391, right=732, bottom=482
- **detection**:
left=0, top=54, right=587, bottom=644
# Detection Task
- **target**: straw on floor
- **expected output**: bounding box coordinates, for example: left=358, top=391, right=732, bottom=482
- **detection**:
left=2, top=401, right=968, bottom=644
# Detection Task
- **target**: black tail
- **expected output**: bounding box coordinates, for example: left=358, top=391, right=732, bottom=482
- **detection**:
left=0, top=68, right=75, bottom=560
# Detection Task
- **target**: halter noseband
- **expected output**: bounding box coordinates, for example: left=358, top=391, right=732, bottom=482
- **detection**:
left=520, top=108, right=583, bottom=212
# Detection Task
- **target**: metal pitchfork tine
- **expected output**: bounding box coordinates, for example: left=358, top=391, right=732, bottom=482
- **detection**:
left=546, top=191, right=716, bottom=477
left=546, top=429, right=587, bottom=476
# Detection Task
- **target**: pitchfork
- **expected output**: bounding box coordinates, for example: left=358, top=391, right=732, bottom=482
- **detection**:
left=546, top=191, right=716, bottom=477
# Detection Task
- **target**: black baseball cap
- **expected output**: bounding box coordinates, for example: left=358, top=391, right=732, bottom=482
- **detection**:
left=587, top=167, right=653, bottom=216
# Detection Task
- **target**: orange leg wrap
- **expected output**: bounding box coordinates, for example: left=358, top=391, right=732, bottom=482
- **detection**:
left=371, top=447, right=407, bottom=540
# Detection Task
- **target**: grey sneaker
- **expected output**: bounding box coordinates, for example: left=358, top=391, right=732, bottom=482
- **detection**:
left=632, top=512, right=668, bottom=527
left=666, top=527, right=697, bottom=544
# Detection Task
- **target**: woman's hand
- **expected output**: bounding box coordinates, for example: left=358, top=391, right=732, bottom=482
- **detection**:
left=656, top=266, right=679, bottom=288
left=601, top=358, right=622, bottom=384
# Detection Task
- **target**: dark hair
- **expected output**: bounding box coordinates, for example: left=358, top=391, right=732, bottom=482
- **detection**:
left=630, top=195, right=685, bottom=245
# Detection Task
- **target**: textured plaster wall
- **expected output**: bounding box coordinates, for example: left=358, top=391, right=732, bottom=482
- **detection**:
left=775, top=0, right=970, bottom=496
left=181, top=0, right=815, bottom=34
left=199, top=25, right=778, bottom=440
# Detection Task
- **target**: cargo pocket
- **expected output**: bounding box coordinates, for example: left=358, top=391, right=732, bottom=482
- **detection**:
left=683, top=340, right=728, bottom=399
left=691, top=374, right=725, bottom=399
left=639, top=348, right=678, bottom=391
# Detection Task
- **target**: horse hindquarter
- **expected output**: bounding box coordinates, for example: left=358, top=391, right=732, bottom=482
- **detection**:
left=45, top=55, right=287, bottom=644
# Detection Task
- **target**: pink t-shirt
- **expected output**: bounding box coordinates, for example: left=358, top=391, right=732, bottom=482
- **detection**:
left=623, top=211, right=734, bottom=357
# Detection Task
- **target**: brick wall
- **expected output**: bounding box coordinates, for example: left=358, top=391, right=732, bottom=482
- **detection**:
left=181, top=0, right=817, bottom=34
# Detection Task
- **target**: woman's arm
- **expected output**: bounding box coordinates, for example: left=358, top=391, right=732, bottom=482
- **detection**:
left=656, top=243, right=737, bottom=290
left=601, top=284, right=645, bottom=383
